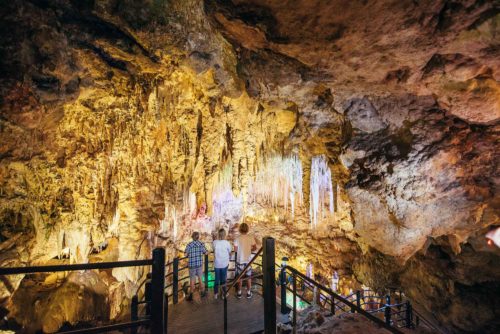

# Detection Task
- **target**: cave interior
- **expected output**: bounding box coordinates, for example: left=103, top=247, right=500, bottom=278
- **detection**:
left=0, top=0, right=499, bottom=333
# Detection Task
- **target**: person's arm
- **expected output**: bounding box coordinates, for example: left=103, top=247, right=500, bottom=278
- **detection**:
left=202, top=243, right=208, bottom=255
left=184, top=243, right=190, bottom=256
left=226, top=241, right=232, bottom=256
left=251, top=236, right=258, bottom=251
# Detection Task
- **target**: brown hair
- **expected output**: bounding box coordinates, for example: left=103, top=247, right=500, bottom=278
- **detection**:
left=239, top=222, right=249, bottom=234
left=192, top=231, right=200, bottom=240
left=218, top=228, right=226, bottom=240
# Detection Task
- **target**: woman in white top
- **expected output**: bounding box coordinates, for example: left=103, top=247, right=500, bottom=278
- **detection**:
left=213, top=228, right=232, bottom=299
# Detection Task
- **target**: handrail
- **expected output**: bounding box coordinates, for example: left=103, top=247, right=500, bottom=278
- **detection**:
left=0, top=259, right=153, bottom=275
left=413, top=308, right=447, bottom=334
left=59, top=319, right=150, bottom=333
left=284, top=266, right=403, bottom=334
left=224, top=247, right=263, bottom=296
left=0, top=249, right=166, bottom=333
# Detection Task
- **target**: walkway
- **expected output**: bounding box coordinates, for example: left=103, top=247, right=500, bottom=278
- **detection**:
left=167, top=291, right=283, bottom=334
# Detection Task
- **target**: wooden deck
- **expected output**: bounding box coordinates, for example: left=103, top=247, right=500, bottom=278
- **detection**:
left=167, top=291, right=284, bottom=334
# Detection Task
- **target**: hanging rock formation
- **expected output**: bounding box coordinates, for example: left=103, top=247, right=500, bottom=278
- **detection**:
left=0, top=0, right=498, bottom=332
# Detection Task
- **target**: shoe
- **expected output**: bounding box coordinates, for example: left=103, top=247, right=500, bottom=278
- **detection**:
left=215, top=293, right=219, bottom=300
left=237, top=290, right=242, bottom=299
left=246, top=291, right=253, bottom=299
left=186, top=293, right=193, bottom=301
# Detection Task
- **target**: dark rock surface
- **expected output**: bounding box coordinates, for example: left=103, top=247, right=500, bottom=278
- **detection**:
left=0, top=0, right=498, bottom=332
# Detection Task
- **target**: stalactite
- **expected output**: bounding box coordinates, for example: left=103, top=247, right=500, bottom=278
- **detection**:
left=309, top=155, right=334, bottom=229
left=247, top=154, right=303, bottom=219
left=211, top=163, right=243, bottom=226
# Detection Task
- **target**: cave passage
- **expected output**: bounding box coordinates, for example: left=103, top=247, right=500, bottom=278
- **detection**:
left=0, top=0, right=499, bottom=333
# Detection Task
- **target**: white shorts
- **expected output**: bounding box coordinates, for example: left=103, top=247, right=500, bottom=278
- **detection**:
left=236, top=263, right=252, bottom=277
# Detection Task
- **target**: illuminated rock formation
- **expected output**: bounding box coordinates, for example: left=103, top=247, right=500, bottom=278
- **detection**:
left=0, top=0, right=498, bottom=332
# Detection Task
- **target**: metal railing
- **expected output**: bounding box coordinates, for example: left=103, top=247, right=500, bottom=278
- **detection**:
left=279, top=265, right=404, bottom=334
left=223, top=247, right=264, bottom=334
left=0, top=248, right=167, bottom=333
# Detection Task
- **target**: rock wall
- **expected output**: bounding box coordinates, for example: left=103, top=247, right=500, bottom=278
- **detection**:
left=0, top=0, right=499, bottom=333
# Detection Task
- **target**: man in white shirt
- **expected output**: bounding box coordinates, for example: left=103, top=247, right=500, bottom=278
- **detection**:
left=234, top=222, right=257, bottom=299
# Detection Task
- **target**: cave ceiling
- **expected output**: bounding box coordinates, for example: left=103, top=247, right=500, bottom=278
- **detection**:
left=0, top=0, right=499, bottom=333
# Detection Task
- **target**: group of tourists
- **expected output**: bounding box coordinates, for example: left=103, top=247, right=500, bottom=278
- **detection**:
left=184, top=222, right=257, bottom=301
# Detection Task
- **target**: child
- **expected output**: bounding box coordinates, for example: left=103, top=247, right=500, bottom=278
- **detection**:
left=184, top=231, right=208, bottom=300
left=213, top=228, right=231, bottom=299
left=234, top=222, right=257, bottom=299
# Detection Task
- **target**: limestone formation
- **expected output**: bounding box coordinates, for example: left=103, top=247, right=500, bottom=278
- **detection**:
left=0, top=0, right=498, bottom=333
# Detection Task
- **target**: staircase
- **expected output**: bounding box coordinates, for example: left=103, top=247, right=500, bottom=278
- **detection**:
left=0, top=237, right=441, bottom=334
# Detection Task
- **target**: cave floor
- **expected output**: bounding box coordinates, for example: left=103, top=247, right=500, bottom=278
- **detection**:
left=166, top=291, right=284, bottom=334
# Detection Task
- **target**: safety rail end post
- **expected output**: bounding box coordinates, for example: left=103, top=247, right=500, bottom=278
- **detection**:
left=405, top=301, right=412, bottom=328
left=173, top=257, right=179, bottom=304
left=384, top=294, right=391, bottom=326
left=223, top=286, right=228, bottom=334
left=151, top=247, right=166, bottom=334
left=292, top=272, right=297, bottom=334
left=330, top=293, right=335, bottom=315
left=131, top=295, right=138, bottom=334
left=204, top=253, right=209, bottom=287
left=356, top=290, right=361, bottom=309
left=164, top=292, right=169, bottom=334
left=263, top=237, right=276, bottom=334
left=280, top=264, right=288, bottom=314
left=145, top=280, right=152, bottom=316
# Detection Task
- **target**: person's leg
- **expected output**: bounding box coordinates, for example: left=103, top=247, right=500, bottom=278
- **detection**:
left=220, top=266, right=228, bottom=298
left=214, top=267, right=220, bottom=296
left=198, top=267, right=205, bottom=295
left=246, top=267, right=252, bottom=298
left=188, top=268, right=195, bottom=300
left=236, top=264, right=243, bottom=298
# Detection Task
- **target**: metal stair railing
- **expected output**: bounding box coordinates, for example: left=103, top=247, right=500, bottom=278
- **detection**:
left=0, top=248, right=167, bottom=334
left=280, top=265, right=404, bottom=334
left=223, top=247, right=264, bottom=334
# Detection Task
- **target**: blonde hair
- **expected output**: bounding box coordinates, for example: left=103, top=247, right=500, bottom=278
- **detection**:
left=239, top=222, right=249, bottom=234
left=218, top=228, right=226, bottom=240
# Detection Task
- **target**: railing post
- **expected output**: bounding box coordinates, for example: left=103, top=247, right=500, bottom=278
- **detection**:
left=292, top=273, right=297, bottom=334
left=262, top=237, right=276, bottom=334
left=330, top=293, right=335, bottom=315
left=234, top=251, right=238, bottom=281
left=384, top=294, right=391, bottom=326
left=405, top=301, right=412, bottom=328
left=280, top=265, right=287, bottom=314
left=356, top=290, right=361, bottom=309
left=145, top=280, right=152, bottom=316
left=165, top=293, right=169, bottom=334
left=173, top=257, right=179, bottom=304
left=350, top=293, right=355, bottom=313
left=151, top=247, right=166, bottom=334
left=204, top=253, right=209, bottom=287
left=223, top=286, right=228, bottom=334
left=131, top=295, right=138, bottom=334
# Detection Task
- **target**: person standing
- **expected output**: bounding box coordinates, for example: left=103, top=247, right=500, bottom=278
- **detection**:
left=234, top=222, right=257, bottom=299
left=213, top=228, right=232, bottom=299
left=185, top=231, right=208, bottom=300
left=331, top=270, right=339, bottom=292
